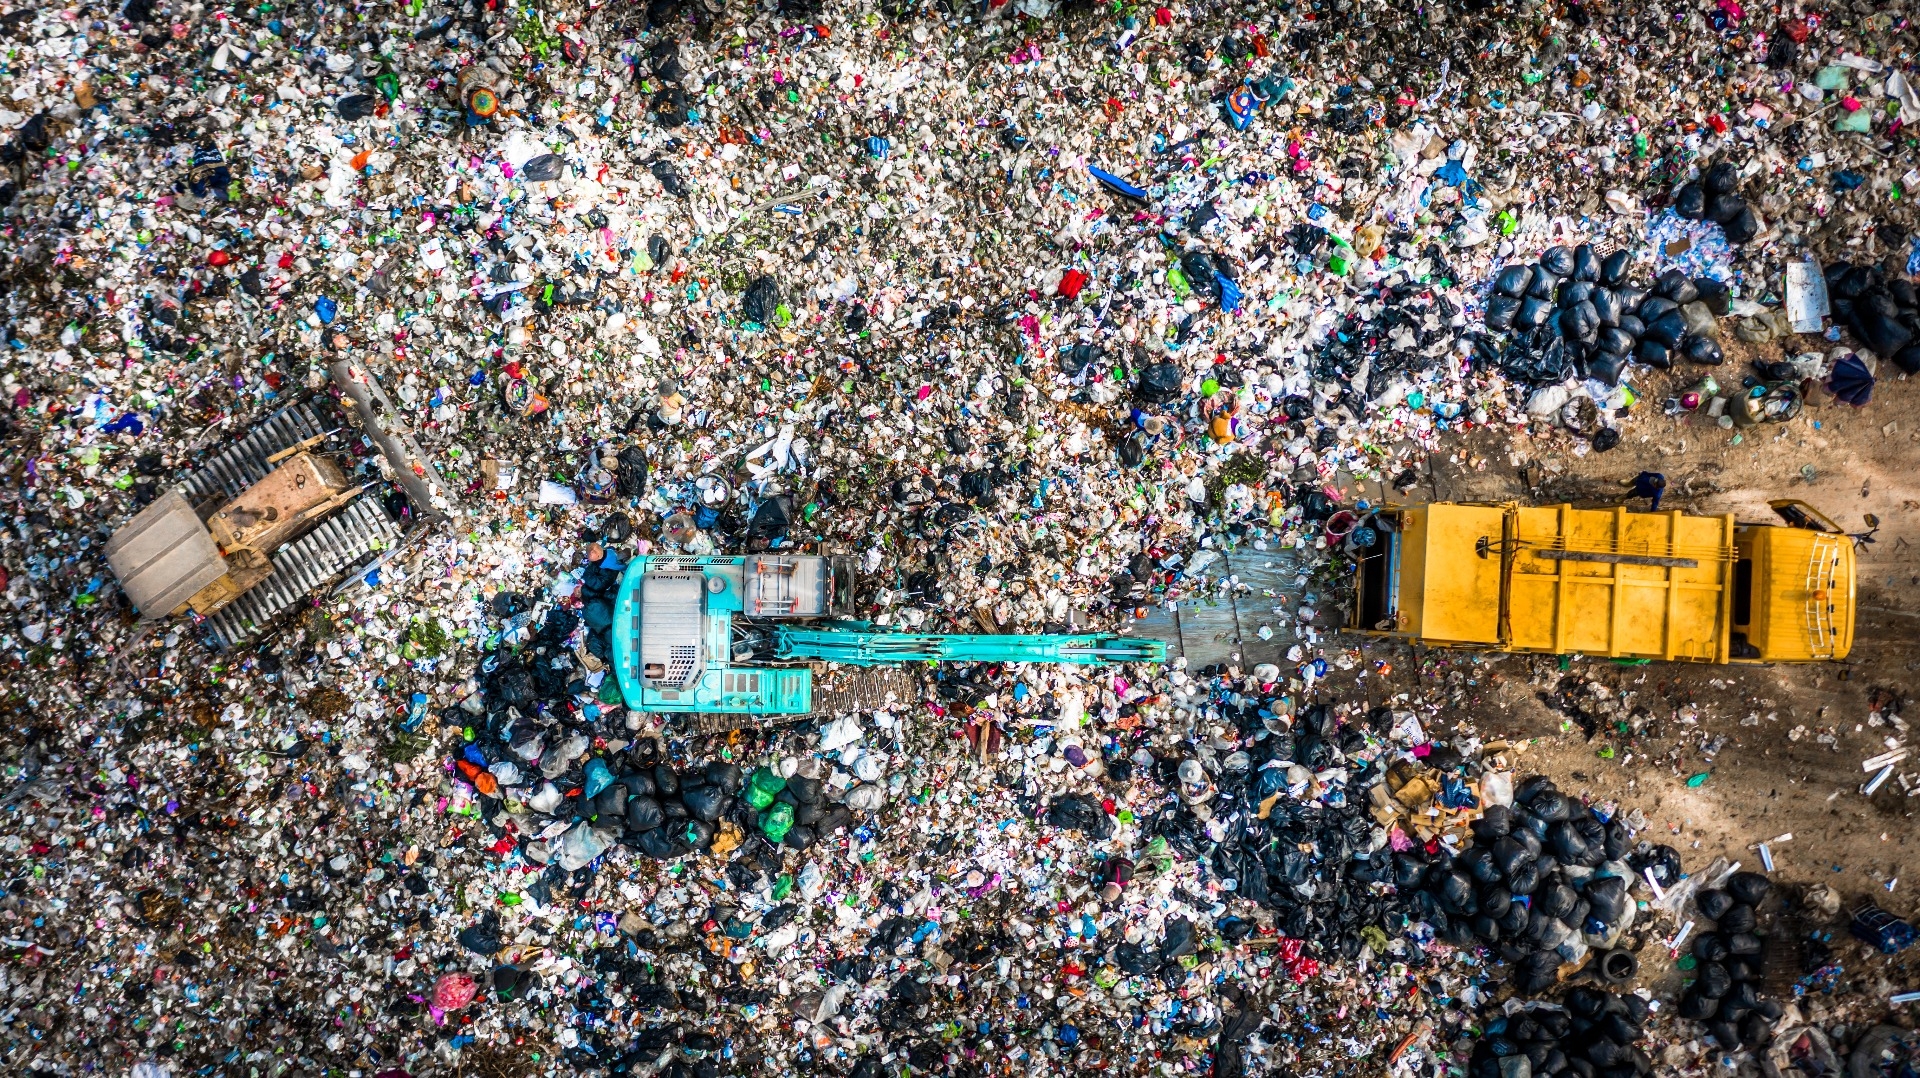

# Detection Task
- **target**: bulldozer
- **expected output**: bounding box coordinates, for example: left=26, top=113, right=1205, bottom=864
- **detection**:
left=104, top=361, right=447, bottom=648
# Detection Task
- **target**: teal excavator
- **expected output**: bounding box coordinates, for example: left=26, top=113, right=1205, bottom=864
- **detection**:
left=611, top=554, right=1165, bottom=717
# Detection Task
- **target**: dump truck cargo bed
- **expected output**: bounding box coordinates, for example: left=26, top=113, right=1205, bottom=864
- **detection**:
left=1362, top=503, right=1738, bottom=662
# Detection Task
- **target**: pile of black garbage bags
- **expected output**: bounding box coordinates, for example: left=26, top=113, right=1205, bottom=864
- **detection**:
left=1414, top=776, right=1652, bottom=992
left=1470, top=987, right=1656, bottom=1078
left=1672, top=161, right=1760, bottom=245
left=1823, top=260, right=1920, bottom=374
left=1482, top=243, right=1728, bottom=388
left=1675, top=871, right=1785, bottom=1054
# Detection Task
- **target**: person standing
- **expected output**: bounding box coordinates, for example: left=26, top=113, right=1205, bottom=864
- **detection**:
left=1623, top=471, right=1667, bottom=511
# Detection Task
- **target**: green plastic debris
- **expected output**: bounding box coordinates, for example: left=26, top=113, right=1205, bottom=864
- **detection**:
left=1814, top=66, right=1850, bottom=91
left=1686, top=772, right=1711, bottom=787
left=745, top=767, right=786, bottom=810
left=772, top=874, right=795, bottom=900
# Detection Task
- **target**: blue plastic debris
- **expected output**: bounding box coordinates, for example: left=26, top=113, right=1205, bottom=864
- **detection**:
left=1088, top=166, right=1148, bottom=200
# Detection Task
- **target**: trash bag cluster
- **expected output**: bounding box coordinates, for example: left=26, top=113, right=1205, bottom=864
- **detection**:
left=1672, top=161, right=1760, bottom=246
left=1676, top=871, right=1786, bottom=1054
left=1826, top=260, right=1920, bottom=374
left=1419, top=775, right=1641, bottom=992
left=1482, top=244, right=1726, bottom=390
left=1470, top=987, right=1657, bottom=1078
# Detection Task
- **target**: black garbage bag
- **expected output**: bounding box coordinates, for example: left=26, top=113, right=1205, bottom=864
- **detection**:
left=1393, top=853, right=1429, bottom=889
left=1696, top=889, right=1735, bottom=921
left=1159, top=916, right=1197, bottom=963
left=649, top=158, right=688, bottom=197
left=1636, top=340, right=1673, bottom=370
left=1572, top=244, right=1599, bottom=282
left=1684, top=337, right=1725, bottom=365
left=1479, top=886, right=1513, bottom=920
left=1471, top=805, right=1514, bottom=840
left=1717, top=903, right=1756, bottom=934
left=1498, top=899, right=1532, bottom=935
left=1584, top=875, right=1628, bottom=927
left=1632, top=843, right=1684, bottom=886
left=1705, top=191, right=1746, bottom=225
left=592, top=784, right=627, bottom=820
left=745, top=496, right=793, bottom=547
left=1597, top=327, right=1636, bottom=356
left=625, top=796, right=664, bottom=833
left=1181, top=251, right=1221, bottom=305
left=1693, top=932, right=1730, bottom=963
left=1135, top=359, right=1184, bottom=403
left=1695, top=277, right=1732, bottom=315
left=1675, top=183, right=1707, bottom=219
left=1507, top=859, right=1543, bottom=896
left=1591, top=427, right=1622, bottom=452
left=1516, top=295, right=1553, bottom=329
left=652, top=763, right=680, bottom=798
left=1461, top=846, right=1501, bottom=884
left=1588, top=352, right=1628, bottom=387
left=681, top=785, right=728, bottom=822
left=1601, top=250, right=1631, bottom=286
left=1725, top=871, right=1771, bottom=907
left=459, top=914, right=504, bottom=956
left=1854, top=292, right=1914, bottom=356
left=1494, top=265, right=1533, bottom=296
left=1045, top=794, right=1113, bottom=839
left=1654, top=269, right=1700, bottom=304
left=1678, top=989, right=1719, bottom=1020
left=336, top=93, right=377, bottom=120
left=1525, top=266, right=1558, bottom=299
left=1528, top=786, right=1571, bottom=821
left=521, top=153, right=565, bottom=182
left=1540, top=246, right=1575, bottom=278
left=1538, top=879, right=1578, bottom=920
left=1114, top=942, right=1158, bottom=975
left=1486, top=294, right=1522, bottom=332
left=742, top=275, right=782, bottom=325
left=1117, top=431, right=1149, bottom=469
left=1703, top=161, right=1740, bottom=194
left=1593, top=288, right=1624, bottom=327
left=1513, top=950, right=1560, bottom=993
left=1491, top=836, right=1534, bottom=878
left=1560, top=301, right=1600, bottom=343
left=1643, top=309, right=1688, bottom=348
left=1893, top=344, right=1920, bottom=375
left=1436, top=871, right=1476, bottom=913
left=1729, top=932, right=1765, bottom=957
left=1723, top=206, right=1759, bottom=245
left=1696, top=962, right=1732, bottom=999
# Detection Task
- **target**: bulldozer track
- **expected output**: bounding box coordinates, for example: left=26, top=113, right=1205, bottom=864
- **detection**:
left=178, top=402, right=331, bottom=503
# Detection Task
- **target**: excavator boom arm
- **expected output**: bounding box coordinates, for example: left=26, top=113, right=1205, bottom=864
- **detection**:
left=773, top=623, right=1166, bottom=666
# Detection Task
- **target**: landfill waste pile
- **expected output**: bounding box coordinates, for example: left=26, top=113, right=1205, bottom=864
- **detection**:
left=3, top=0, right=1920, bottom=1073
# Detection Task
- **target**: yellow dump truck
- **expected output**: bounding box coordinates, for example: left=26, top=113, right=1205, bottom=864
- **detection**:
left=1348, top=501, right=1854, bottom=663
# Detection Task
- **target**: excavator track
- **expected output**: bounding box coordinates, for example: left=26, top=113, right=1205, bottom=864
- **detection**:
left=672, top=665, right=923, bottom=735
left=202, top=494, right=404, bottom=648
left=178, top=402, right=331, bottom=503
